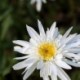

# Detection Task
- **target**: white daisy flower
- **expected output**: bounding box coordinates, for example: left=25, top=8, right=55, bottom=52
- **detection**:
left=30, top=0, right=46, bottom=12
left=13, top=20, right=80, bottom=80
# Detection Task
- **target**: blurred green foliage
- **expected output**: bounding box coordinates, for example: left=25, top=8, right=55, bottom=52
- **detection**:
left=0, top=0, right=80, bottom=80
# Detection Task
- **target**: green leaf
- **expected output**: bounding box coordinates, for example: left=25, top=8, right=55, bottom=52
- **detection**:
left=1, top=15, right=13, bottom=40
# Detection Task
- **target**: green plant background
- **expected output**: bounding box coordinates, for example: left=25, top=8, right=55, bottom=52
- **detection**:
left=0, top=0, right=80, bottom=80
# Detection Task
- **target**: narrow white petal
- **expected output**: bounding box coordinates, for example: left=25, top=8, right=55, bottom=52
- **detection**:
left=65, top=34, right=77, bottom=44
left=60, top=27, right=73, bottom=44
left=50, top=22, right=56, bottom=33
left=68, top=34, right=80, bottom=43
left=22, top=63, right=35, bottom=74
left=57, top=66, right=71, bottom=80
left=29, top=38, right=39, bottom=46
left=40, top=68, right=46, bottom=77
left=36, top=0, right=42, bottom=11
left=13, top=40, right=29, bottom=47
left=23, top=62, right=37, bottom=80
left=26, top=25, right=40, bottom=42
left=14, top=56, right=29, bottom=60
left=53, top=27, right=59, bottom=39
left=22, top=59, right=38, bottom=74
left=37, top=60, right=44, bottom=69
left=50, top=63, right=57, bottom=75
left=64, top=59, right=80, bottom=67
left=40, top=63, right=48, bottom=77
left=14, top=46, right=28, bottom=54
left=51, top=74, right=57, bottom=80
left=64, top=53, right=75, bottom=58
left=13, top=60, right=27, bottom=70
left=40, top=62, right=56, bottom=78
left=49, top=22, right=56, bottom=39
left=24, top=57, right=38, bottom=64
left=38, top=20, right=45, bottom=38
left=30, top=0, right=36, bottom=4
left=43, top=76, right=49, bottom=80
left=65, top=42, right=80, bottom=49
left=63, top=27, right=73, bottom=38
left=68, top=48, right=80, bottom=53
left=57, top=45, right=66, bottom=54
left=42, top=0, right=47, bottom=3
left=13, top=56, right=38, bottom=70
left=55, top=60, right=72, bottom=69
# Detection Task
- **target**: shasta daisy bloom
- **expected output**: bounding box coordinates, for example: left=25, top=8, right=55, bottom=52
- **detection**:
left=13, top=20, right=80, bottom=80
left=30, top=0, right=46, bottom=12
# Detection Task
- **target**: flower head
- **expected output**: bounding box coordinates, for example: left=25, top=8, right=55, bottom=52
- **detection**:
left=13, top=20, right=80, bottom=80
left=30, top=0, right=46, bottom=12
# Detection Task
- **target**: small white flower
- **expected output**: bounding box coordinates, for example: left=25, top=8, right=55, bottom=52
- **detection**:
left=30, top=0, right=46, bottom=12
left=13, top=20, right=80, bottom=80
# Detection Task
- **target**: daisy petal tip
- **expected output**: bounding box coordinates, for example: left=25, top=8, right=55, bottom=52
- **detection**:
left=52, top=21, right=57, bottom=27
left=70, top=26, right=73, bottom=30
left=68, top=66, right=72, bottom=70
left=54, top=21, right=57, bottom=24
left=14, top=46, right=17, bottom=50
left=26, top=25, right=29, bottom=29
left=26, top=25, right=32, bottom=32
left=69, top=26, right=73, bottom=31
left=23, top=77, right=25, bottom=80
left=13, top=65, right=17, bottom=70
left=38, top=19, right=41, bottom=24
left=12, top=40, right=16, bottom=44
left=37, top=8, right=41, bottom=12
left=26, top=25, right=31, bottom=30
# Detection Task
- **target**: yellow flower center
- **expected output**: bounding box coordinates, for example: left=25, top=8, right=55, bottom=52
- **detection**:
left=38, top=42, right=57, bottom=61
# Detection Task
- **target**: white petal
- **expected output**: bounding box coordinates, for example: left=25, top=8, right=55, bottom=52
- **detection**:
left=42, top=0, right=47, bottom=3
left=26, top=25, right=40, bottom=42
left=36, top=0, right=42, bottom=11
left=50, top=62, right=57, bottom=75
left=46, top=23, right=59, bottom=41
left=43, top=76, right=49, bottom=80
left=14, top=56, right=29, bottom=60
left=53, top=27, right=59, bottom=39
left=65, top=42, right=80, bottom=49
left=22, top=59, right=38, bottom=74
left=68, top=34, right=80, bottom=43
left=49, top=22, right=56, bottom=40
left=40, top=62, right=57, bottom=77
left=63, top=27, right=73, bottom=38
left=64, top=59, right=80, bottom=67
left=22, top=63, right=35, bottom=74
left=37, top=60, right=44, bottom=69
left=51, top=74, right=57, bottom=80
left=55, top=60, right=72, bottom=69
left=57, top=45, right=66, bottom=54
left=24, top=57, right=38, bottom=64
left=64, top=52, right=75, bottom=58
left=38, top=20, right=45, bottom=39
left=57, top=66, right=71, bottom=80
left=50, top=22, right=56, bottom=34
left=40, top=63, right=48, bottom=77
left=23, top=62, right=37, bottom=80
left=29, top=38, right=38, bottom=46
left=30, top=0, right=36, bottom=4
left=13, top=60, right=27, bottom=70
left=13, top=40, right=29, bottom=47
left=14, top=46, right=28, bottom=54
left=69, top=48, right=80, bottom=53
left=13, top=57, right=38, bottom=70
left=60, top=27, right=73, bottom=44
left=65, top=34, right=77, bottom=44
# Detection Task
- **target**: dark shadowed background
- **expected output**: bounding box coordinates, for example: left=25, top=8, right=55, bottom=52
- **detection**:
left=0, top=0, right=80, bottom=80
